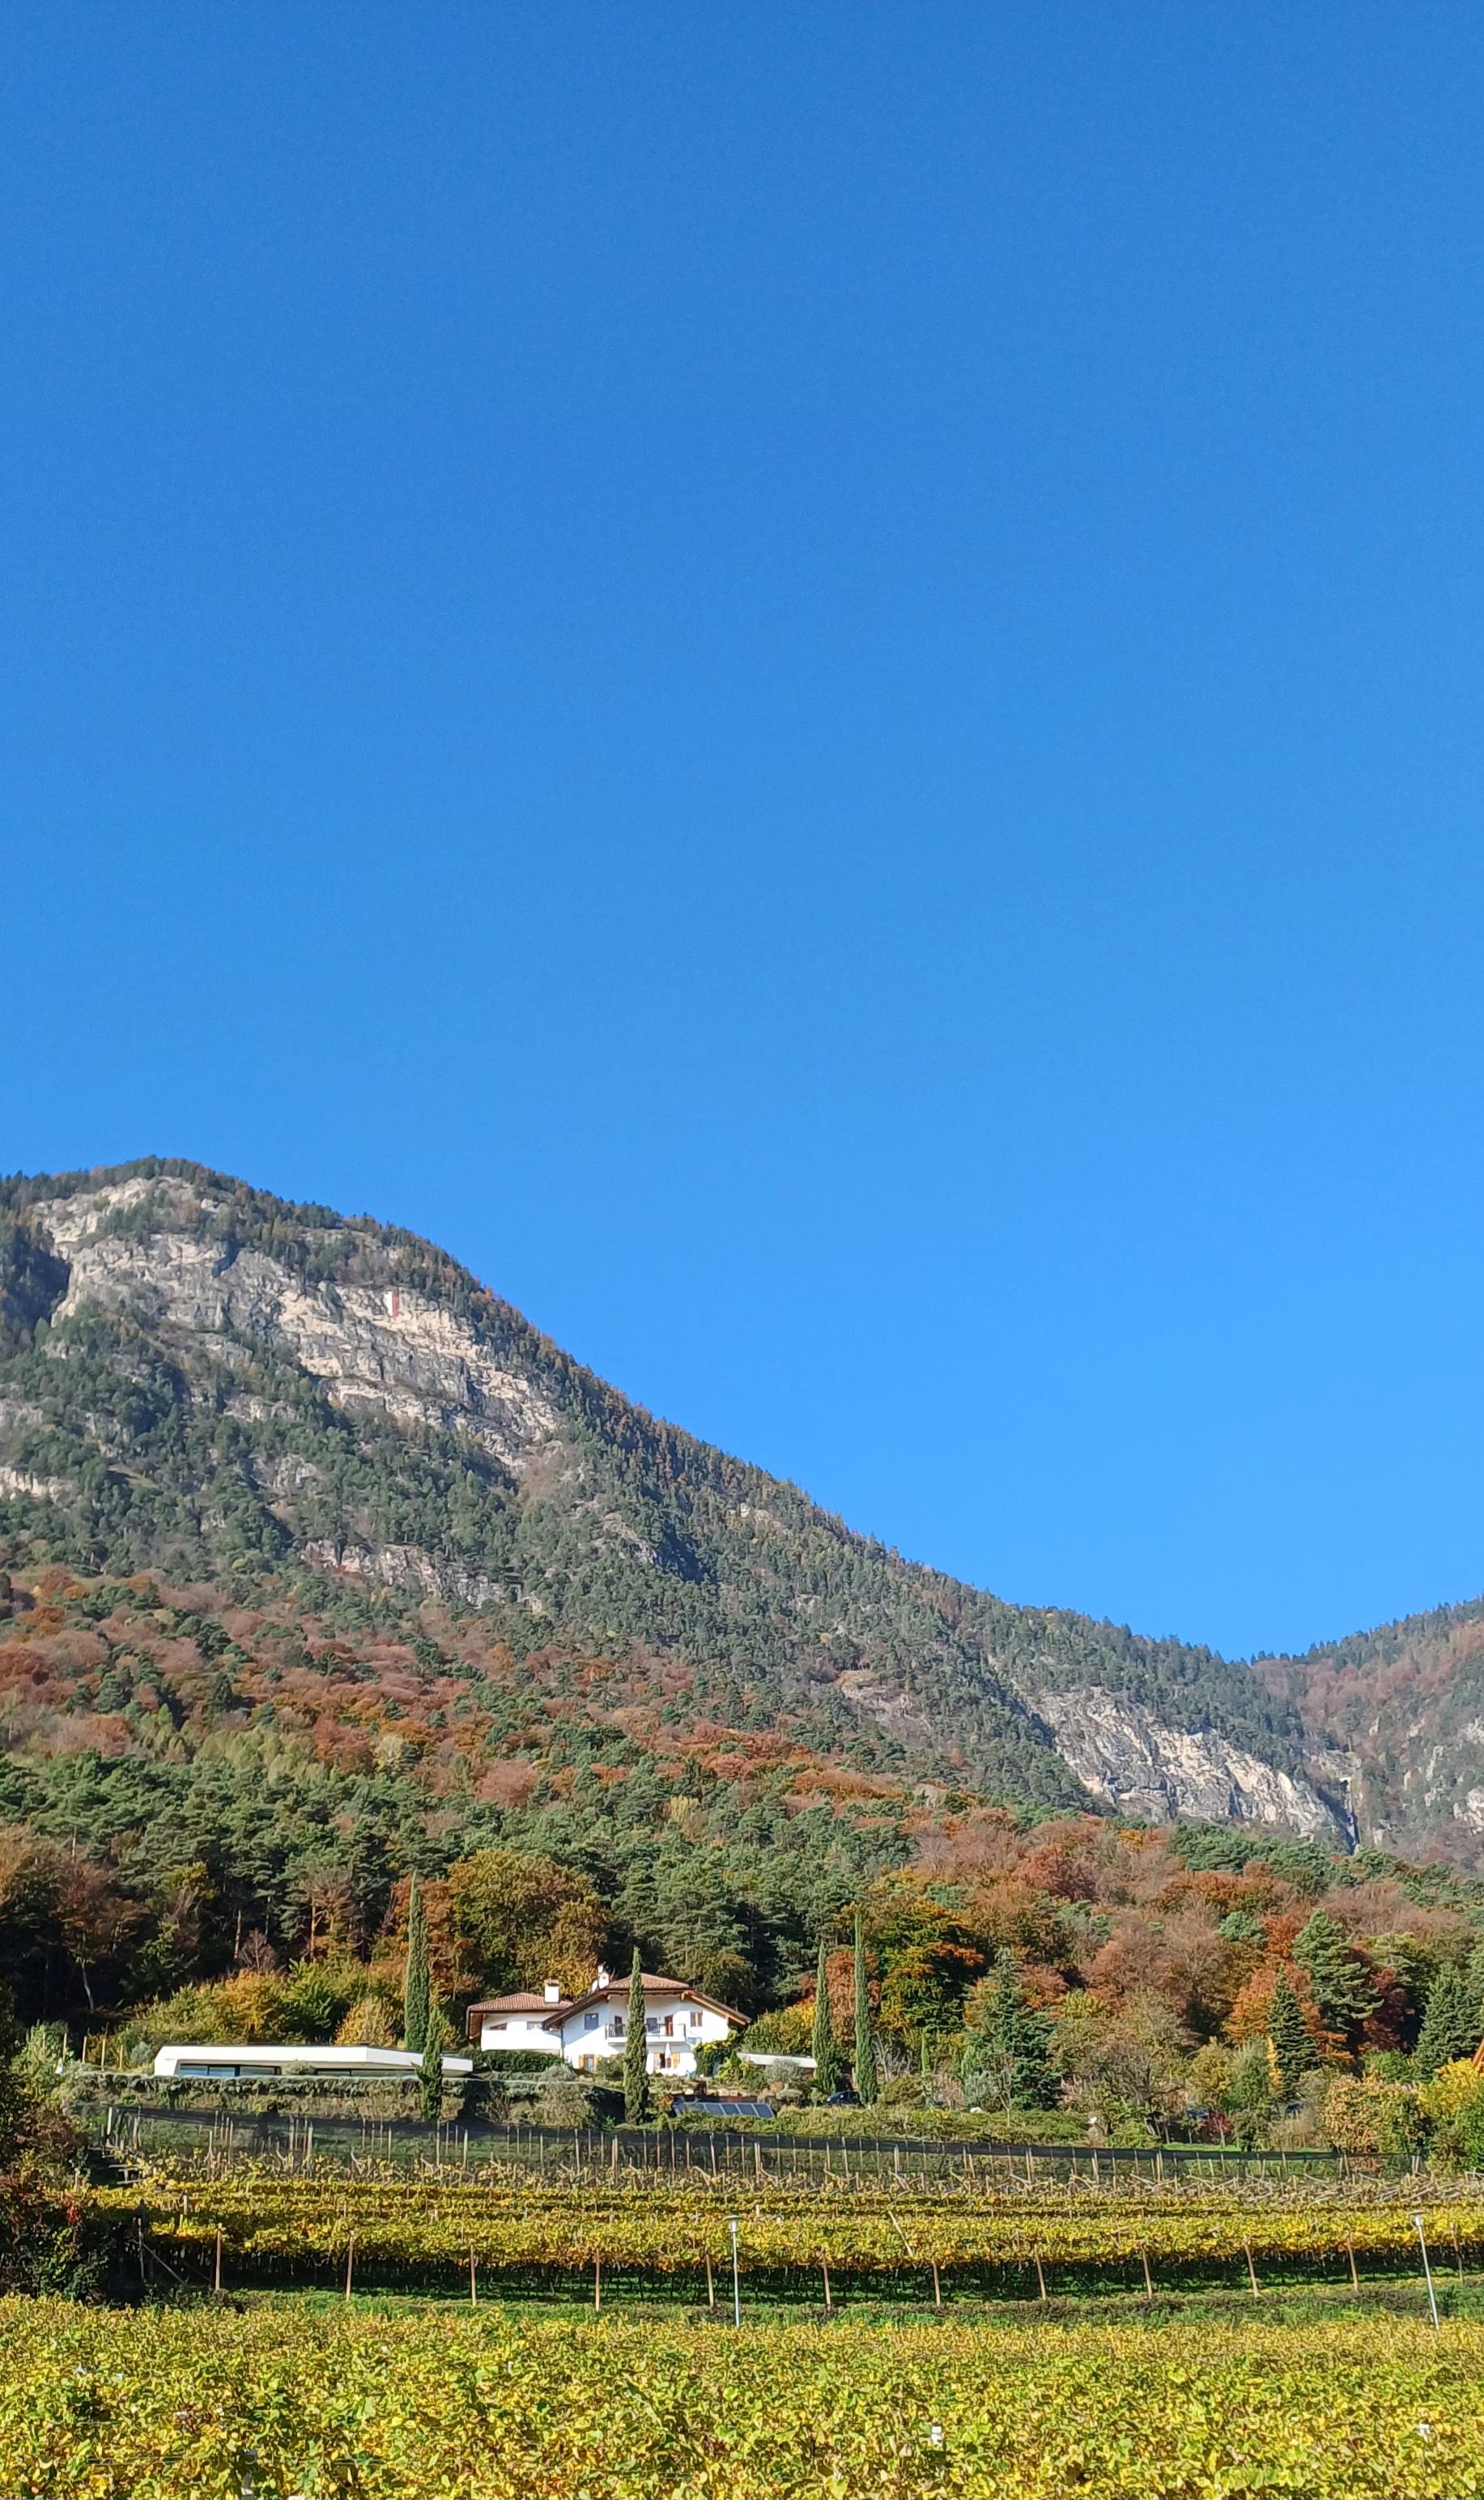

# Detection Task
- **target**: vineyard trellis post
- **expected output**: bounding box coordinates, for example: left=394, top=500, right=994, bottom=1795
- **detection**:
left=729, top=2217, right=741, bottom=2328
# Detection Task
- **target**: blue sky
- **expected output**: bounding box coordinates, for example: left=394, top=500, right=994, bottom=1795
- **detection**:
left=6, top=6, right=1484, bottom=1660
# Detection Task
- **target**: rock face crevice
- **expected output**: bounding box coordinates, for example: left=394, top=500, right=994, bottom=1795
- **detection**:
left=1032, top=1685, right=1338, bottom=1837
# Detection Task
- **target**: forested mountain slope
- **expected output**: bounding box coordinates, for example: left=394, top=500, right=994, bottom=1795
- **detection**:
left=0, top=1159, right=1339, bottom=1842
left=1256, top=1599, right=1484, bottom=1868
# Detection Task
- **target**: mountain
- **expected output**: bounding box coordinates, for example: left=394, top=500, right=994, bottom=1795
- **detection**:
left=5, top=1154, right=1484, bottom=1879
left=1254, top=1599, right=1484, bottom=1868
left=0, top=1159, right=1354, bottom=1844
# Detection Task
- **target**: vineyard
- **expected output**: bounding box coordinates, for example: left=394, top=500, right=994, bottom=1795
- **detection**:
left=6, top=2297, right=1484, bottom=2497
left=108, top=2163, right=1484, bottom=2304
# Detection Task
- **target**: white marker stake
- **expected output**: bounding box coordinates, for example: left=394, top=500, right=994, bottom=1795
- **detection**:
left=1414, top=2214, right=1440, bottom=2332
left=729, top=2217, right=741, bottom=2328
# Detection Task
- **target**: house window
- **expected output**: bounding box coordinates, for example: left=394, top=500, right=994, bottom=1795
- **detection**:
left=612, top=2017, right=624, bottom=2037
left=646, top=2016, right=658, bottom=2034
left=585, top=2012, right=598, bottom=2030
left=663, top=2015, right=674, bottom=2037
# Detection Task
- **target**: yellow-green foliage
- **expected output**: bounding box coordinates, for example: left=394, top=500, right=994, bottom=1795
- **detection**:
left=117, top=2170, right=1484, bottom=2290
left=1322, top=2072, right=1425, bottom=2159
left=4, top=2300, right=1484, bottom=2497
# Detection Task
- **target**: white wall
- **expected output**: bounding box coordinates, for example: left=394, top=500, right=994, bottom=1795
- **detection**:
left=475, top=2012, right=563, bottom=2054
left=557, top=1992, right=733, bottom=2075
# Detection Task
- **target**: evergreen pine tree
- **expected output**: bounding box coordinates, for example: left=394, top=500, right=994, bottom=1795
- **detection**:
left=1292, top=1910, right=1377, bottom=2041
left=1267, top=1969, right=1316, bottom=2096
left=963, top=1954, right=1057, bottom=2111
left=1414, top=1966, right=1483, bottom=2076
left=810, top=1940, right=838, bottom=2094
left=852, top=1911, right=877, bottom=2106
left=402, top=1874, right=431, bottom=2054
left=623, top=1948, right=649, bottom=2125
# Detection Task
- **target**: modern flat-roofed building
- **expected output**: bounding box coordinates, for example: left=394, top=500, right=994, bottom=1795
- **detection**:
left=152, top=2042, right=472, bottom=2081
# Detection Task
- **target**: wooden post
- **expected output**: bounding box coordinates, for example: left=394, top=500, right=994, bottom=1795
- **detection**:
left=214, top=2227, right=223, bottom=2293
left=1346, top=2239, right=1359, bottom=2290
left=1244, top=2239, right=1260, bottom=2298
left=1035, top=2253, right=1048, bottom=2303
left=611, top=2136, right=619, bottom=2175
left=705, top=2251, right=715, bottom=2310
left=822, top=2255, right=832, bottom=2312
left=1142, top=2248, right=1154, bottom=2302
left=345, top=2236, right=355, bottom=2300
left=594, top=2255, right=602, bottom=2313
left=931, top=2260, right=942, bottom=2311
left=470, top=2247, right=478, bottom=2305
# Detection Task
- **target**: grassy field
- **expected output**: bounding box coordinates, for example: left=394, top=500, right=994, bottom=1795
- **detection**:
left=6, top=2294, right=1484, bottom=2498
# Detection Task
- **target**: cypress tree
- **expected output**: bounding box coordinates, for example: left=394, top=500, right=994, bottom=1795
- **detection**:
left=810, top=1940, right=837, bottom=2094
left=418, top=2005, right=449, bottom=2125
left=623, top=1948, right=649, bottom=2125
left=402, top=1873, right=431, bottom=2054
left=852, top=1911, right=877, bottom=2106
left=1414, top=1966, right=1483, bottom=2077
left=1267, top=1970, right=1316, bottom=2097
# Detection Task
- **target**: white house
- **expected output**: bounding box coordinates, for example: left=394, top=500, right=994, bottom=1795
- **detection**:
left=152, top=2042, right=472, bottom=2081
left=466, top=1966, right=742, bottom=2076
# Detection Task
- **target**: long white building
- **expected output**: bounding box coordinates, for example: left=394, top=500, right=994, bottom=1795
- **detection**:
left=152, top=2042, right=472, bottom=2081
left=466, top=1965, right=742, bottom=2076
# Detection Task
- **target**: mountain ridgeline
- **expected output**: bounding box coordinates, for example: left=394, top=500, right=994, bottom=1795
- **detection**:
left=2, top=1158, right=1482, bottom=1867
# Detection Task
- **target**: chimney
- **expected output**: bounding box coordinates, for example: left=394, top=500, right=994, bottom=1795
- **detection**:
left=595, top=1964, right=611, bottom=1991
left=543, top=1981, right=561, bottom=2004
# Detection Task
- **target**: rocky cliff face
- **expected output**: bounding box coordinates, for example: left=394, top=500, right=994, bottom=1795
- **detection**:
left=35, top=1174, right=566, bottom=1479
left=1031, top=1686, right=1337, bottom=1837
left=0, top=1158, right=1392, bottom=1846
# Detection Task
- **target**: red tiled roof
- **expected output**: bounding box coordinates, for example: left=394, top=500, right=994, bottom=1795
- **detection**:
left=468, top=1991, right=572, bottom=2014
left=466, top=1991, right=573, bottom=2041
left=555, top=1974, right=744, bottom=2029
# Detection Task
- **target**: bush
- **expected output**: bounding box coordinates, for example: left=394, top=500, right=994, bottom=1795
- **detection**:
left=1322, top=2073, right=1423, bottom=2160
left=1418, top=2059, right=1484, bottom=2166
left=0, top=2173, right=133, bottom=2296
